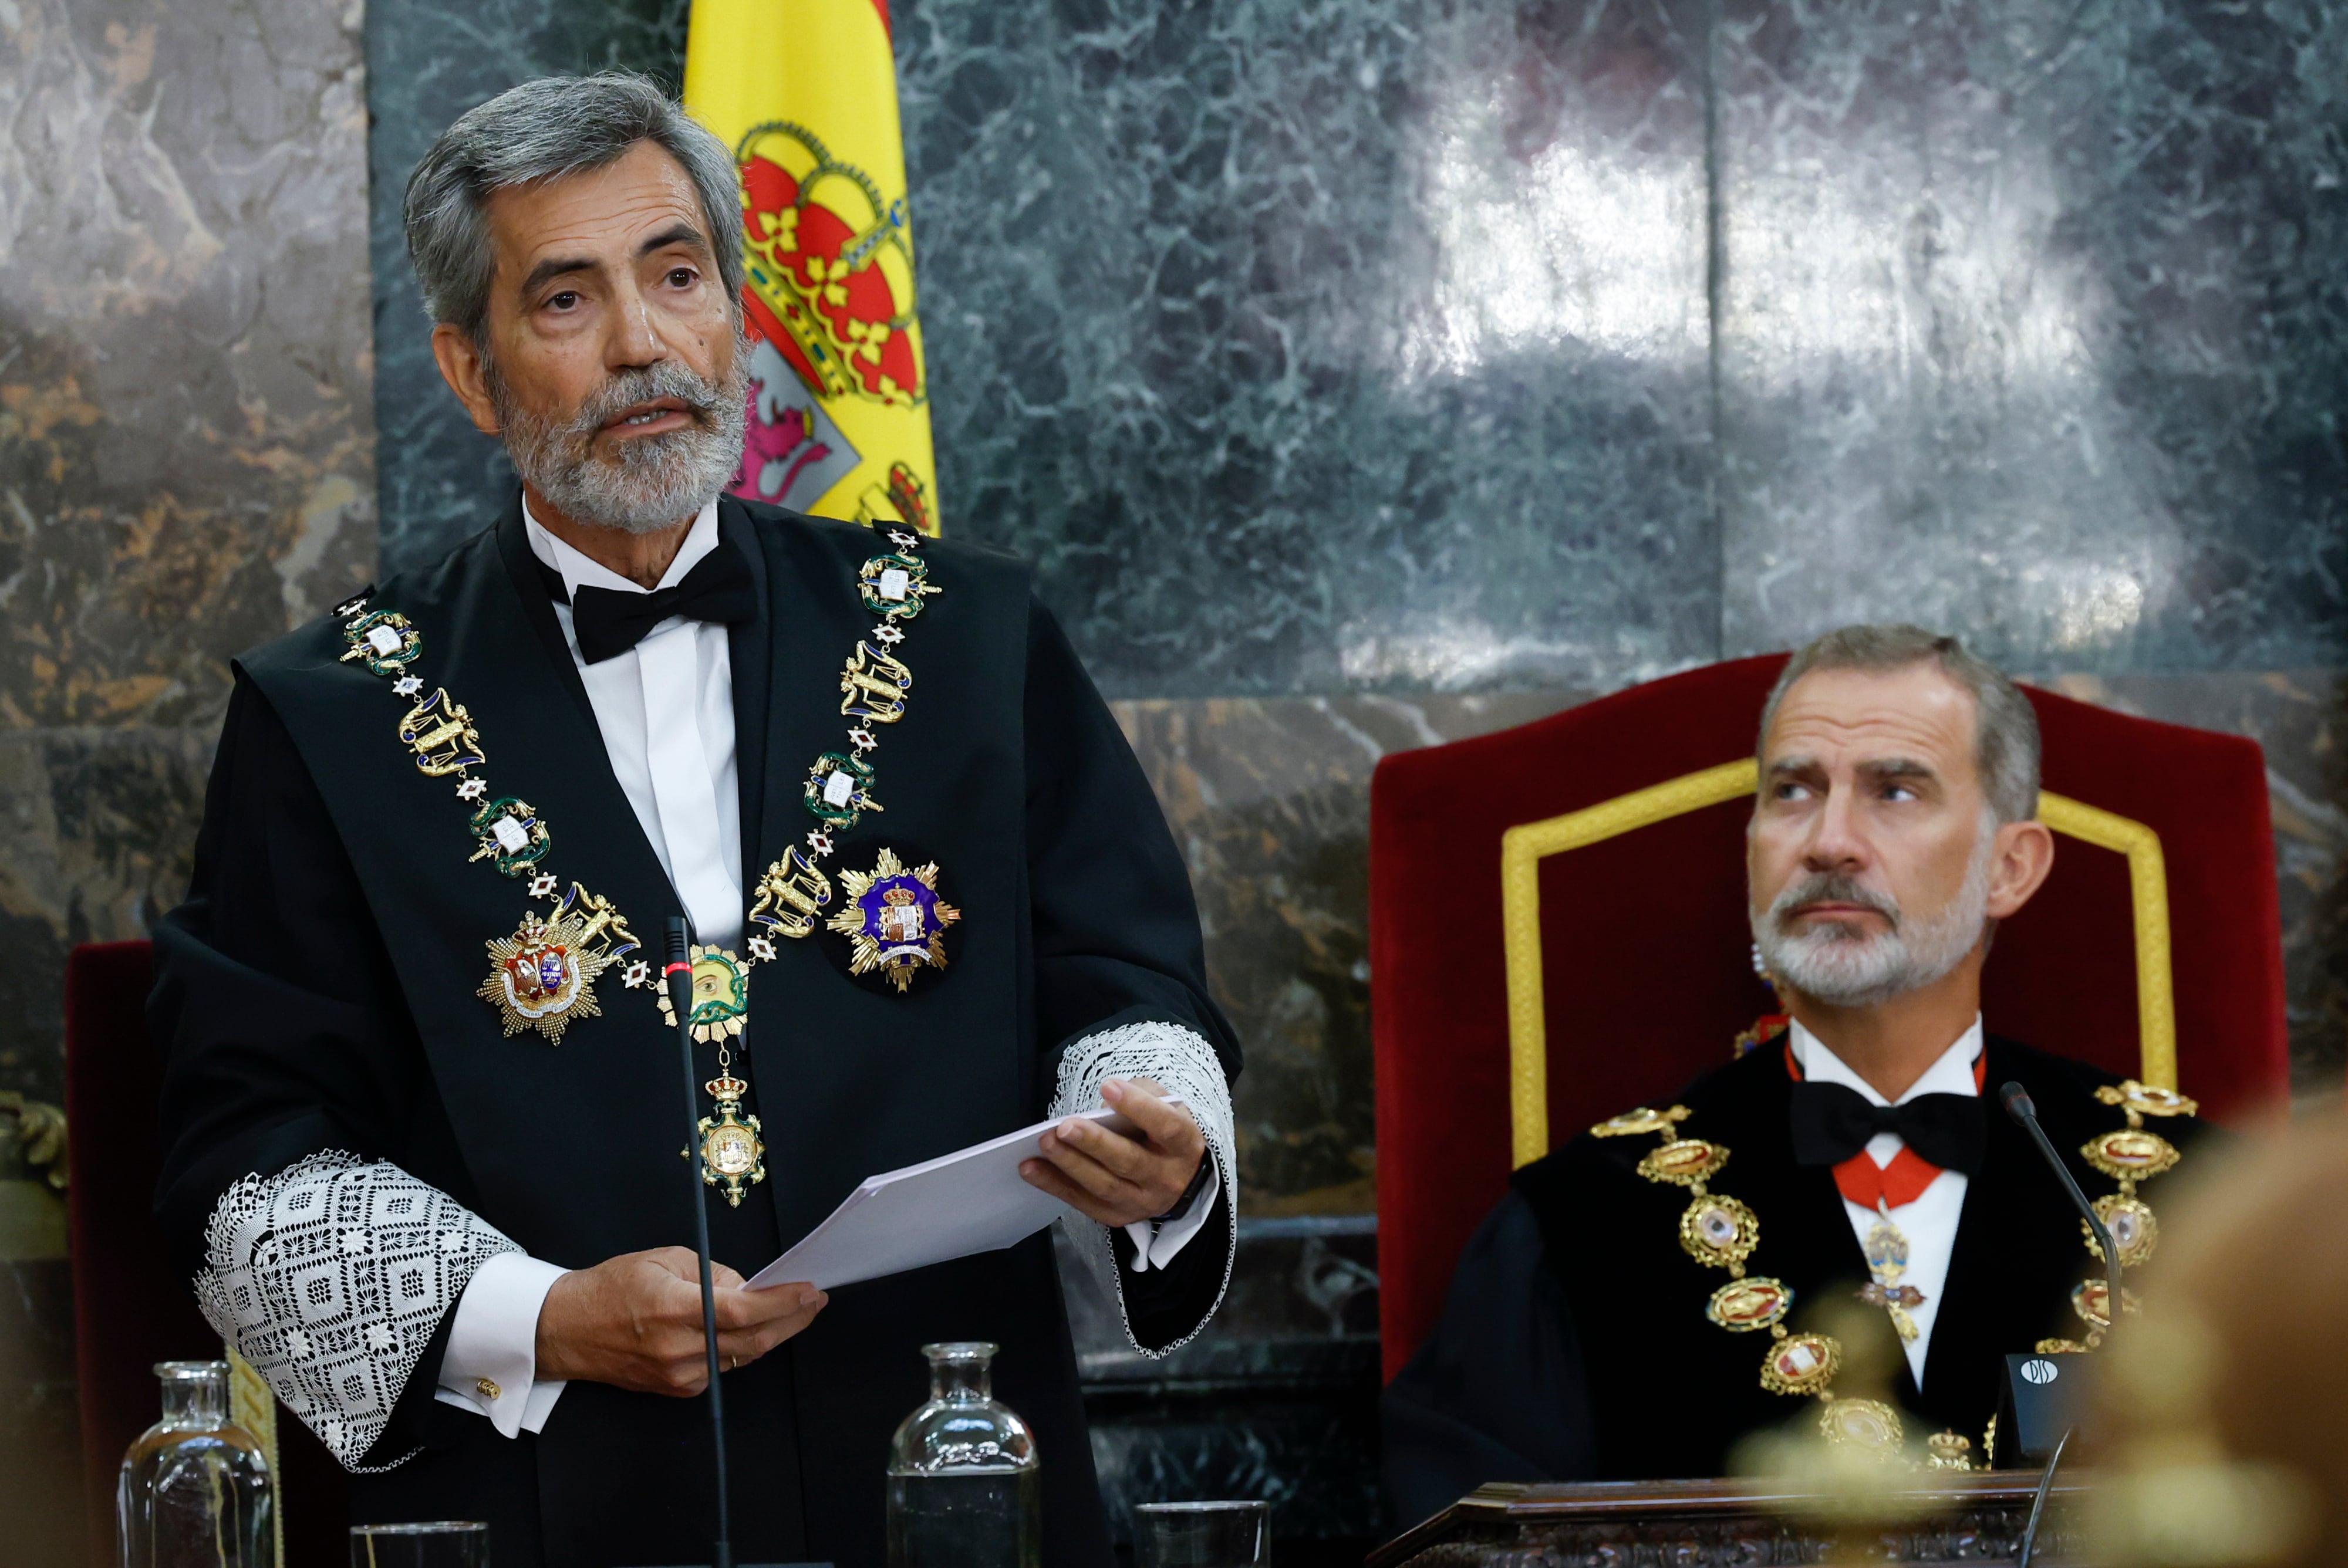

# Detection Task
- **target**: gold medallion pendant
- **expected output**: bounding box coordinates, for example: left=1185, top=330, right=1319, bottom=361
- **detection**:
left=828, top=847, right=960, bottom=992
left=478, top=908, right=615, bottom=1043
left=1638, top=1138, right=1729, bottom=1187
left=694, top=1073, right=767, bottom=1208
left=656, top=945, right=751, bottom=1042
left=1819, top=1396, right=1905, bottom=1452
left=2089, top=1192, right=2160, bottom=1268
left=1707, top=1277, right=1793, bottom=1333
left=1590, top=1105, right=1690, bottom=1140
left=1760, top=1332, right=1843, bottom=1396
left=1679, top=1193, right=1760, bottom=1269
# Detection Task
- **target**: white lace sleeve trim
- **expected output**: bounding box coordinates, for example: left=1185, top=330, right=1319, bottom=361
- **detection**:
left=1048, top=1019, right=1237, bottom=1357
left=191, top=1151, right=521, bottom=1471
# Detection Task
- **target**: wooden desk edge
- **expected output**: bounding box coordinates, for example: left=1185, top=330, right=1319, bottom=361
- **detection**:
left=1365, top=1473, right=2089, bottom=1568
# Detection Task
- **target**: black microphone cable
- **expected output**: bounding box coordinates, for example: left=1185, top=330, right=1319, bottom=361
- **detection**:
left=666, top=917, right=734, bottom=1568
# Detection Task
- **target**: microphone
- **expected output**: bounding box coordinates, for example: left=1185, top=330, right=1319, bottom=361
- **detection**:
left=666, top=918, right=734, bottom=1568
left=1998, top=1082, right=2122, bottom=1334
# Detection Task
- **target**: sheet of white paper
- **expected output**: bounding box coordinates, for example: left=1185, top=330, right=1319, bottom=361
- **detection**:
left=746, top=1101, right=1178, bottom=1292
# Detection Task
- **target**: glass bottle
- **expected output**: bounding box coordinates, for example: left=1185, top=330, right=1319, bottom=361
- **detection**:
left=117, top=1360, right=275, bottom=1568
left=886, top=1341, right=1041, bottom=1568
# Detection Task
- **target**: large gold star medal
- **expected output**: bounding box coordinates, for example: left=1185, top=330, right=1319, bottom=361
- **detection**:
left=478, top=907, right=614, bottom=1043
left=476, top=883, right=644, bottom=1044
left=828, top=848, right=959, bottom=992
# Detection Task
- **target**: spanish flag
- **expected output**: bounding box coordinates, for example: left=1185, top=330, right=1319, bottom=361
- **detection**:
left=684, top=0, right=939, bottom=535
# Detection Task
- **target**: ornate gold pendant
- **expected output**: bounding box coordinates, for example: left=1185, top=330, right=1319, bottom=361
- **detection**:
left=694, top=1073, right=767, bottom=1207
left=2081, top=1127, right=2181, bottom=1181
left=1818, top=1397, right=1905, bottom=1452
left=338, top=609, right=422, bottom=675
left=1678, top=1193, right=1760, bottom=1269
left=828, top=847, right=961, bottom=992
left=2087, top=1192, right=2160, bottom=1267
left=1590, top=1104, right=1690, bottom=1139
left=2096, top=1080, right=2198, bottom=1121
left=1638, top=1138, right=1729, bottom=1187
left=478, top=907, right=614, bottom=1043
left=1760, top=1331, right=1843, bottom=1395
left=1707, top=1277, right=1792, bottom=1333
left=1859, top=1211, right=1926, bottom=1342
left=656, top=945, right=751, bottom=1042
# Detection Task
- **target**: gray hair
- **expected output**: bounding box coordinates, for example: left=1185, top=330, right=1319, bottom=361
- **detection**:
left=1756, top=624, right=2042, bottom=824
left=403, top=72, right=744, bottom=344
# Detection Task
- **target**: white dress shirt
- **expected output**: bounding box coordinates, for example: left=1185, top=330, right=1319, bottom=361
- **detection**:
left=436, top=499, right=1215, bottom=1434
left=1788, top=1016, right=1983, bottom=1391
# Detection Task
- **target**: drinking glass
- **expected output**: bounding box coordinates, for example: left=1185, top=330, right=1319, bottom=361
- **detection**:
left=1135, top=1501, right=1270, bottom=1568
left=349, top=1522, right=489, bottom=1568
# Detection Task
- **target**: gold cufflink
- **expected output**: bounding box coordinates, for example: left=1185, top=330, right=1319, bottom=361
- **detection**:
left=476, top=1377, right=501, bottom=1401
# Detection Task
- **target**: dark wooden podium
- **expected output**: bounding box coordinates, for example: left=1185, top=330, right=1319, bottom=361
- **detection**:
left=1369, top=1475, right=2083, bottom=1568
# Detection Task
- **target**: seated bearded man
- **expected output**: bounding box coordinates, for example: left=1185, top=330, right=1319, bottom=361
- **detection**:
left=1382, top=625, right=2208, bottom=1517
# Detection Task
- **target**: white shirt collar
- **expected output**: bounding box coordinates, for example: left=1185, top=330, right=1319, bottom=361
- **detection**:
left=1790, top=1016, right=1983, bottom=1107
left=521, top=495, right=721, bottom=601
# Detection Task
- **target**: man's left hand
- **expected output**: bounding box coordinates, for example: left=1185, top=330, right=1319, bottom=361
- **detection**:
left=1020, top=1078, right=1205, bottom=1228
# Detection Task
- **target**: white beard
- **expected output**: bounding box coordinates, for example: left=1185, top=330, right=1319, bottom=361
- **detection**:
left=1752, top=829, right=1994, bottom=1008
left=492, top=337, right=750, bottom=536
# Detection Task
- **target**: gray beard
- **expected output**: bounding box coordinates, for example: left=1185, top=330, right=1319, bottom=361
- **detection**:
left=1750, top=830, right=1994, bottom=1008
left=490, top=337, right=750, bottom=536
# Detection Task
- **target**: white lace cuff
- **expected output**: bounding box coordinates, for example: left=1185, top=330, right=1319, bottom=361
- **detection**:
left=1048, top=1019, right=1237, bottom=1356
left=191, top=1152, right=521, bottom=1470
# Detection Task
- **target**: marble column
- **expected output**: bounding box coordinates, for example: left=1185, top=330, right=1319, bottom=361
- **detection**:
left=0, top=0, right=375, bottom=1559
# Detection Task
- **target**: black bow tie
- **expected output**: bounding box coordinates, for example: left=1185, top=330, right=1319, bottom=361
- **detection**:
left=552, top=538, right=758, bottom=664
left=1789, top=1080, right=1986, bottom=1176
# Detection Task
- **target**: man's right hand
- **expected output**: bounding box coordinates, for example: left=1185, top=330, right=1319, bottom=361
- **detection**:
left=534, top=1247, right=827, bottom=1396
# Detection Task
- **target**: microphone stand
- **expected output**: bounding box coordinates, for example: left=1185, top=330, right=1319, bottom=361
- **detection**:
left=2016, top=1426, right=2072, bottom=1568
left=666, top=918, right=734, bottom=1568
left=1999, top=1082, right=2122, bottom=1340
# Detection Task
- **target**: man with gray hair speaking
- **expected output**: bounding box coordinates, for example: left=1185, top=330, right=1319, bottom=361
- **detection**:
left=1382, top=625, right=2211, bottom=1519
left=151, top=73, right=1238, bottom=1566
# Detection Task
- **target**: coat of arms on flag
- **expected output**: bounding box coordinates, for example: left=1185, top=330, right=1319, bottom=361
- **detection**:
left=684, top=0, right=940, bottom=535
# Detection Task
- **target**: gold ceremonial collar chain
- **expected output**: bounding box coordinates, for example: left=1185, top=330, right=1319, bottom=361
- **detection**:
left=1590, top=1062, right=2195, bottom=1466
left=329, top=523, right=957, bottom=1206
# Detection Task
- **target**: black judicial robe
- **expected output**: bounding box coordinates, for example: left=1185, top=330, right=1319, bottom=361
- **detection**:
left=150, top=496, right=1240, bottom=1568
left=1382, top=1036, right=2208, bottom=1522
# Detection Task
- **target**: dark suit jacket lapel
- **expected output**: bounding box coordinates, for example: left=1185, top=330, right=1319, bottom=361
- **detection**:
left=740, top=510, right=868, bottom=880
left=492, top=500, right=600, bottom=734
left=722, top=499, right=773, bottom=887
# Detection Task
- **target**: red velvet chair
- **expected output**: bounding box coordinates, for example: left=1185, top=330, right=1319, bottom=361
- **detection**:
left=66, top=940, right=346, bottom=1566
left=1369, top=654, right=2289, bottom=1382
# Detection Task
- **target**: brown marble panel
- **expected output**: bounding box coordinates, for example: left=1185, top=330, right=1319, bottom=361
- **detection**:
left=0, top=0, right=375, bottom=1557
left=0, top=0, right=376, bottom=733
